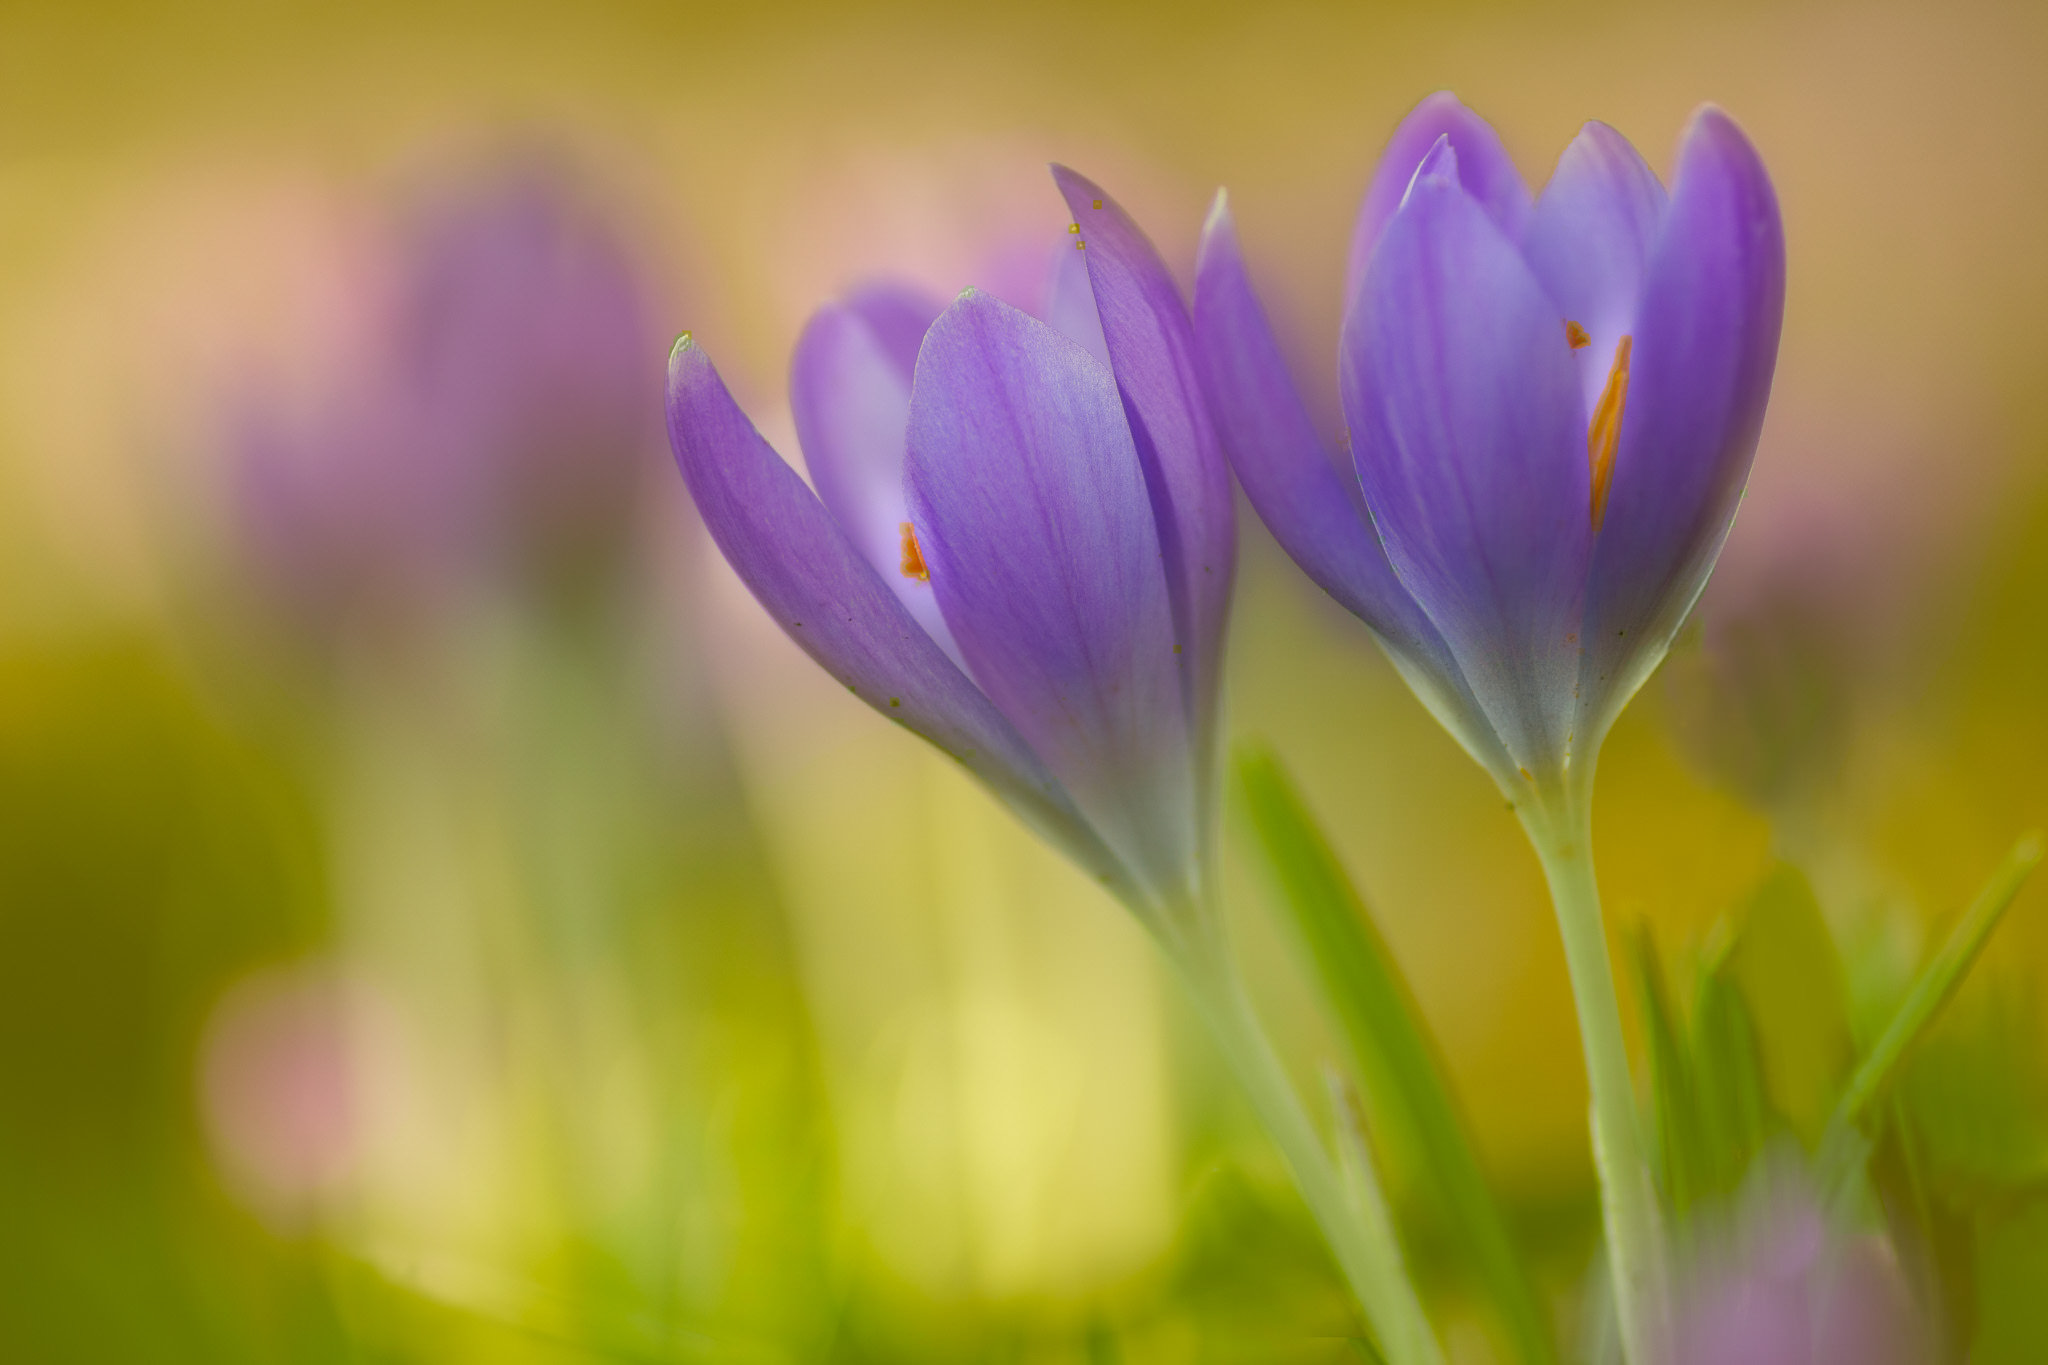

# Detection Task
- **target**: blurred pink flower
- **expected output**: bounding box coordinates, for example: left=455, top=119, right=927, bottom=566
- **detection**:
left=198, top=962, right=369, bottom=1226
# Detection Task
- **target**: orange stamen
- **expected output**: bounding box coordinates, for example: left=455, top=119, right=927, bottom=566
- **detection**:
left=899, top=521, right=930, bottom=581
left=1587, top=335, right=1632, bottom=532
left=1564, top=319, right=1592, bottom=350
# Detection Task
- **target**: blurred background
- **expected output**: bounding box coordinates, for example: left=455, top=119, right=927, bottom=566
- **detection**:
left=3, top=0, right=2047, bottom=1360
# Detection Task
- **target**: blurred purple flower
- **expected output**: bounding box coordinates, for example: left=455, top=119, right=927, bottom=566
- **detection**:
left=1668, top=1171, right=1930, bottom=1365
left=670, top=169, right=1235, bottom=928
left=238, top=158, right=661, bottom=633
left=1196, top=94, right=1785, bottom=797
left=1664, top=559, right=1855, bottom=814
left=1663, top=400, right=1978, bottom=817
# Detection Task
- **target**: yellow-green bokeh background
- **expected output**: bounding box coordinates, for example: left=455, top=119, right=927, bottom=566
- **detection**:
left=4, top=0, right=2047, bottom=1359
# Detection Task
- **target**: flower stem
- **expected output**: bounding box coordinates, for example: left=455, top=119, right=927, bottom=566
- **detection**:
left=1184, top=952, right=1444, bottom=1365
left=1520, top=789, right=1666, bottom=1365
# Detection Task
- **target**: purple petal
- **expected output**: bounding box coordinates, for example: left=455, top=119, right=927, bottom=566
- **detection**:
left=1346, top=92, right=1533, bottom=307
left=788, top=290, right=962, bottom=659
left=1053, top=167, right=1237, bottom=777
left=668, top=334, right=1127, bottom=891
left=1809, top=1241, right=1929, bottom=1365
left=1343, top=142, right=1591, bottom=775
left=1673, top=1273, right=1811, bottom=1365
left=841, top=280, right=942, bottom=378
left=1520, top=122, right=1669, bottom=416
left=1040, top=235, right=1113, bottom=368
left=1193, top=192, right=1516, bottom=779
left=1577, top=106, right=1786, bottom=743
left=905, top=292, right=1195, bottom=903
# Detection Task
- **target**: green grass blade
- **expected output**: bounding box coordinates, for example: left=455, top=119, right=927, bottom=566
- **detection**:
left=1234, top=746, right=1555, bottom=1365
left=1831, top=832, right=2043, bottom=1135
left=1688, top=944, right=1772, bottom=1200
left=1628, top=925, right=1700, bottom=1217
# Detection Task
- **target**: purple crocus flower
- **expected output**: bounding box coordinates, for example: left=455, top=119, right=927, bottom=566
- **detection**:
left=239, top=158, right=660, bottom=635
left=1198, top=94, right=1783, bottom=1362
left=669, top=169, right=1234, bottom=930
left=1195, top=93, right=1785, bottom=795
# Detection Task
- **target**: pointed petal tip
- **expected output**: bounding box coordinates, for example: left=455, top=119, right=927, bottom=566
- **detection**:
left=667, top=331, right=705, bottom=388
left=948, top=283, right=1016, bottom=317
left=1053, top=165, right=1123, bottom=235
left=1348, top=92, right=1529, bottom=300
left=1680, top=103, right=1765, bottom=163
left=931, top=284, right=1033, bottom=346
left=1575, top=117, right=1631, bottom=149
left=1410, top=89, right=1470, bottom=117
left=1669, top=104, right=1779, bottom=228
left=1050, top=162, right=1102, bottom=201
left=1199, top=188, right=1236, bottom=250
left=1404, top=135, right=1461, bottom=206
left=1688, top=101, right=1736, bottom=130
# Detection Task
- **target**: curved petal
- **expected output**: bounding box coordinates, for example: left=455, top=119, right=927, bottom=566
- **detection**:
left=1053, top=166, right=1236, bottom=788
left=1577, top=106, right=1786, bottom=746
left=1193, top=191, right=1515, bottom=780
left=1343, top=141, right=1591, bottom=777
left=905, top=292, right=1195, bottom=904
left=1347, top=92, right=1533, bottom=307
left=1520, top=121, right=1669, bottom=417
left=668, top=335, right=1129, bottom=892
left=841, top=280, right=942, bottom=377
left=1040, top=236, right=1113, bottom=368
left=788, top=292, right=962, bottom=660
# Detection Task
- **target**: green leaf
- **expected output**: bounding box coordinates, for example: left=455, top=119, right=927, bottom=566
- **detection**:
left=1687, top=938, right=1772, bottom=1202
left=1628, top=925, right=1703, bottom=1217
left=1233, top=746, right=1554, bottom=1365
left=1720, top=864, right=1854, bottom=1145
left=1830, top=833, right=2043, bottom=1136
left=1896, top=992, right=2048, bottom=1201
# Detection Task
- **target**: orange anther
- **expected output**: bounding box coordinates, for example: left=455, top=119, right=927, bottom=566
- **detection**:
left=1587, top=336, right=1633, bottom=532
left=899, top=521, right=930, bottom=581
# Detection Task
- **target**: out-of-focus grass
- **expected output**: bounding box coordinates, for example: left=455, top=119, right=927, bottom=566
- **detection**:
left=0, top=639, right=344, bottom=1361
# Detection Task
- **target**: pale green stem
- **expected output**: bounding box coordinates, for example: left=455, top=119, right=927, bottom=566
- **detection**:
left=1519, top=784, right=1667, bottom=1365
left=1180, top=944, right=1444, bottom=1365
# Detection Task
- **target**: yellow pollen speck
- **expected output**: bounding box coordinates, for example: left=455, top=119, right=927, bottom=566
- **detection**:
left=899, top=521, right=930, bottom=581
left=1069, top=222, right=1080, bottom=233
left=1564, top=319, right=1592, bottom=350
left=1587, top=335, right=1633, bottom=532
